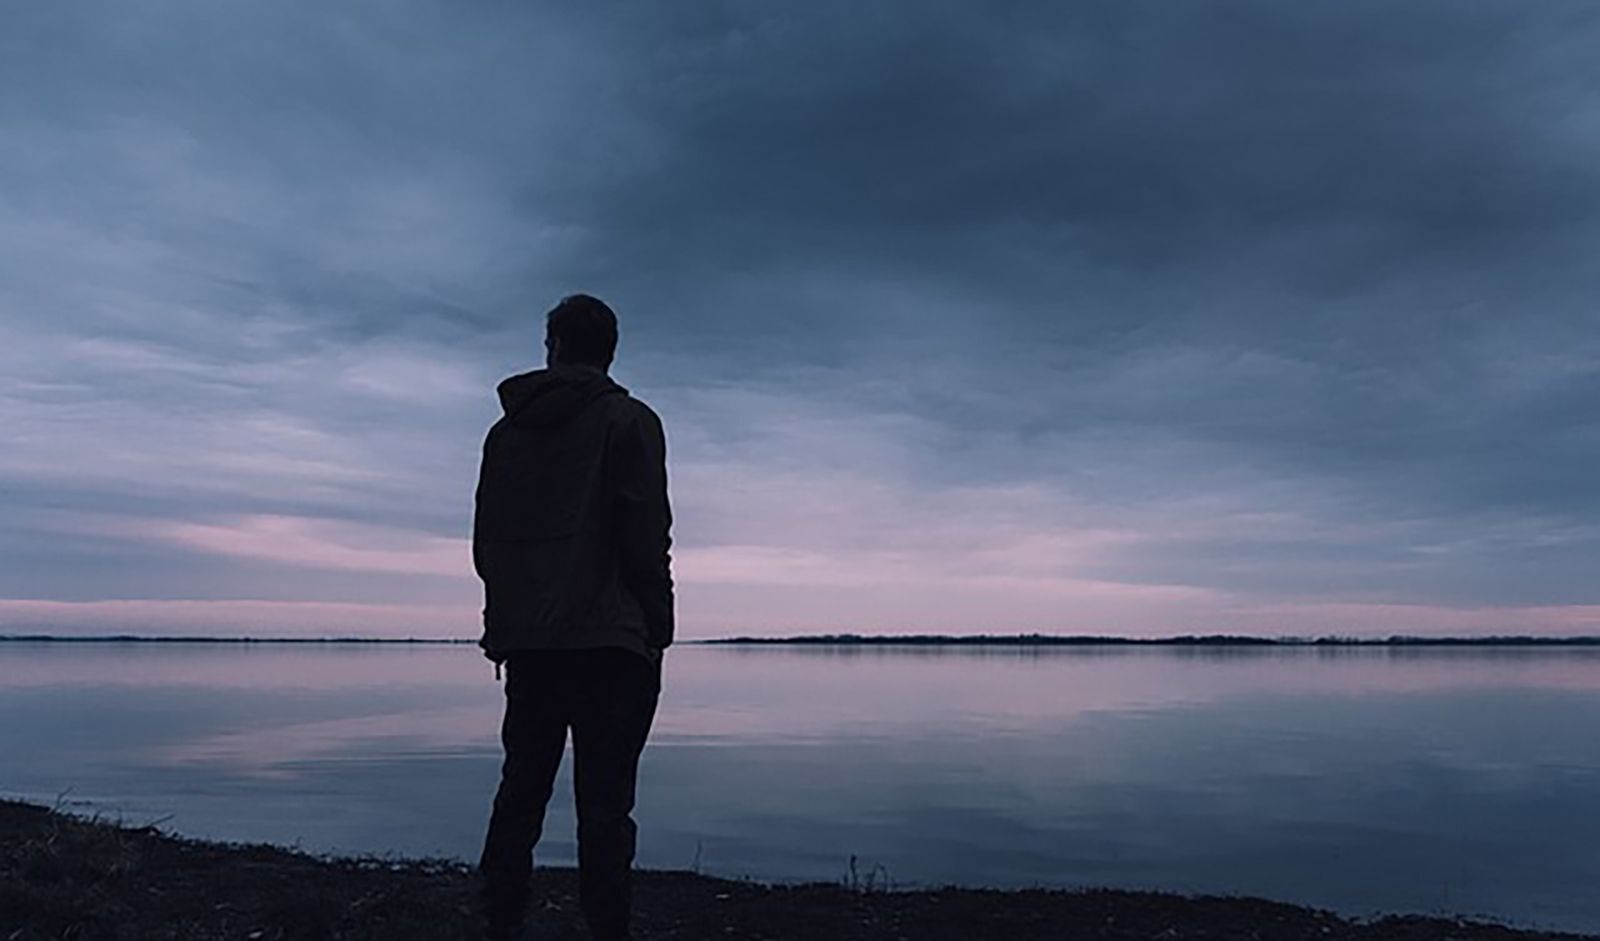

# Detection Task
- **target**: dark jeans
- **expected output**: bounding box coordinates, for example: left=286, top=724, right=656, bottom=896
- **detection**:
left=480, top=647, right=661, bottom=940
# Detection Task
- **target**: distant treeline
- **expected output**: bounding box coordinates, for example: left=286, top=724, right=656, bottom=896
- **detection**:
left=5, top=633, right=1599, bottom=647
left=700, top=633, right=1600, bottom=647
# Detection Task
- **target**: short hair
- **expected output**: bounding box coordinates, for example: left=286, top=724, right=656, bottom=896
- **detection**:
left=546, top=293, right=618, bottom=367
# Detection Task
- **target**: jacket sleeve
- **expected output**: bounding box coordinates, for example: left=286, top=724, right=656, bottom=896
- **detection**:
left=471, top=422, right=504, bottom=662
left=613, top=403, right=675, bottom=650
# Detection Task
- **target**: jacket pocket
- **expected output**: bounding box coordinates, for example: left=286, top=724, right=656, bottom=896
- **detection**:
left=478, top=537, right=575, bottom=644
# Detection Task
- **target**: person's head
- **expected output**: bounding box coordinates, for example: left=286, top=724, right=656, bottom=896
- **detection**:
left=544, top=293, right=618, bottom=371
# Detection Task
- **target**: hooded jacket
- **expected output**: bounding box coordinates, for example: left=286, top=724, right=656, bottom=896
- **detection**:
left=473, top=364, right=674, bottom=662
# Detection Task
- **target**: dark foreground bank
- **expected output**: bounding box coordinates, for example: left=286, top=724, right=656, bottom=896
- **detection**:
left=1, top=801, right=1590, bottom=941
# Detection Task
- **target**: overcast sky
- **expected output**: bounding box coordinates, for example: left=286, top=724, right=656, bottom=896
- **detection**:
left=3, top=2, right=1598, bottom=638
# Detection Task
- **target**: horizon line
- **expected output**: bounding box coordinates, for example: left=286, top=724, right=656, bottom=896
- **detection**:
left=4, top=632, right=1600, bottom=646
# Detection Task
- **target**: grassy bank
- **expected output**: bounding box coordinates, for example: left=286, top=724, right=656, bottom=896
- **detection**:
left=1, top=800, right=1589, bottom=940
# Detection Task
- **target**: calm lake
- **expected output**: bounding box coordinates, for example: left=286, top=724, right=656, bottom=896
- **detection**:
left=3, top=641, right=1598, bottom=932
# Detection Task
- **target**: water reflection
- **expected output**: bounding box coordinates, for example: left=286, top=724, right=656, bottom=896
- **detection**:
left=2, top=641, right=1598, bottom=932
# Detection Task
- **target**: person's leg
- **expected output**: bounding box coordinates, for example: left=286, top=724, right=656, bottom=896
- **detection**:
left=479, top=654, right=570, bottom=938
left=568, top=648, right=660, bottom=941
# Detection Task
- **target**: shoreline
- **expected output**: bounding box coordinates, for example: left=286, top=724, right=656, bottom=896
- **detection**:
left=1, top=800, right=1591, bottom=940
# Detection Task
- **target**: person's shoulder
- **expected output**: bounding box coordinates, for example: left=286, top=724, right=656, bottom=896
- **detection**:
left=612, top=391, right=664, bottom=428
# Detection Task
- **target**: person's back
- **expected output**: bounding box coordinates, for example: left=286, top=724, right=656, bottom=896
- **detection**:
left=474, top=294, right=673, bottom=941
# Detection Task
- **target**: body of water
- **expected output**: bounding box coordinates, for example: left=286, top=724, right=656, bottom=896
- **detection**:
left=2, top=641, right=1598, bottom=932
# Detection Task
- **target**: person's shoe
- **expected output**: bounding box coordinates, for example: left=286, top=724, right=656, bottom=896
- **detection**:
left=482, top=921, right=523, bottom=941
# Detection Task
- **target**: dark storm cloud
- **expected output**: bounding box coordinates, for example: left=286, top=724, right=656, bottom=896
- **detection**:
left=2, top=0, right=1597, bottom=632
left=597, top=3, right=1594, bottom=254
left=549, top=1, right=1600, bottom=552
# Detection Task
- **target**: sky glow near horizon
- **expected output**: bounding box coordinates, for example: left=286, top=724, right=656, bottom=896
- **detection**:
left=3, top=2, right=1599, bottom=639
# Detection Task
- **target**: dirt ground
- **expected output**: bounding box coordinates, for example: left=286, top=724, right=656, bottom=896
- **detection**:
left=1, top=800, right=1590, bottom=941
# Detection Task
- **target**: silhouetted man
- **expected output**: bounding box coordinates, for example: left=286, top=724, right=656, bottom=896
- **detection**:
left=475, top=294, right=674, bottom=941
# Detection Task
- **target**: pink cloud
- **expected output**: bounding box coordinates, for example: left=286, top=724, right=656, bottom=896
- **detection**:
left=0, top=598, right=470, bottom=638
left=156, top=514, right=470, bottom=577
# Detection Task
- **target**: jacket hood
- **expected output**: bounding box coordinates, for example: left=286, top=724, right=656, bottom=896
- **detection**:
left=497, top=365, right=627, bottom=428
